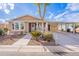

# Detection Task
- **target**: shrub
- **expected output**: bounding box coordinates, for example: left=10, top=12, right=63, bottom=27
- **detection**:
left=4, top=28, right=8, bottom=32
left=30, top=31, right=41, bottom=41
left=0, top=29, right=5, bottom=35
left=43, top=32, right=54, bottom=42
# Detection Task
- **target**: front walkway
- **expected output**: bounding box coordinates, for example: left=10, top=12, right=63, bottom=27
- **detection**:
left=12, top=33, right=32, bottom=46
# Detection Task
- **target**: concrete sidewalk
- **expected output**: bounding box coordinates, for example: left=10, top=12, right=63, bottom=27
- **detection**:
left=0, top=45, right=78, bottom=56
left=12, top=33, right=32, bottom=46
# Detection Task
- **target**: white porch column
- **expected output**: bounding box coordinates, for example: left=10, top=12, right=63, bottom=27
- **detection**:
left=45, top=22, right=48, bottom=31
left=27, top=22, right=29, bottom=32
left=42, top=22, right=44, bottom=32
left=36, top=22, right=38, bottom=31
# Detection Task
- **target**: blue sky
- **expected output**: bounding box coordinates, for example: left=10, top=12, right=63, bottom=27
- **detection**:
left=0, top=3, right=79, bottom=22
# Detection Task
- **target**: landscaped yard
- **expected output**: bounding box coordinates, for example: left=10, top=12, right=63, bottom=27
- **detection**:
left=28, top=39, right=56, bottom=46
left=28, top=31, right=56, bottom=46
left=0, top=34, right=24, bottom=45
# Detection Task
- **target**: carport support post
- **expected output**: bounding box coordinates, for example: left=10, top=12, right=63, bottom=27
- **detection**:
left=42, top=22, right=44, bottom=32
left=73, top=23, right=76, bottom=34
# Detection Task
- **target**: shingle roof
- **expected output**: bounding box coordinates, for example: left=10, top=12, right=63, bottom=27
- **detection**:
left=9, top=15, right=45, bottom=22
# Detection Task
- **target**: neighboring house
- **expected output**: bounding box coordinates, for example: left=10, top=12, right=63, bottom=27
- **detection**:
left=8, top=15, right=58, bottom=34
left=0, top=23, right=9, bottom=30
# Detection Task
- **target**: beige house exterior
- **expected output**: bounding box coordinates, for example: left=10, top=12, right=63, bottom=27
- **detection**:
left=8, top=15, right=58, bottom=34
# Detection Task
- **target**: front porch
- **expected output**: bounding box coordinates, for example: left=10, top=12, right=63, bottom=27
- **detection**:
left=27, top=22, right=50, bottom=32
left=9, top=21, right=51, bottom=35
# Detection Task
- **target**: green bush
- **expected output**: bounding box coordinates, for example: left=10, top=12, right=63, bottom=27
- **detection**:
left=43, top=32, right=53, bottom=42
left=31, top=31, right=41, bottom=41
left=0, top=29, right=5, bottom=35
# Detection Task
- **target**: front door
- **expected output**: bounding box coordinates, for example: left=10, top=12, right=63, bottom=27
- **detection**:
left=48, top=24, right=50, bottom=31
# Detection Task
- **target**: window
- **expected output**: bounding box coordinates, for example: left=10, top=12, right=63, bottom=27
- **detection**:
left=15, top=22, right=19, bottom=30
left=12, top=22, right=24, bottom=30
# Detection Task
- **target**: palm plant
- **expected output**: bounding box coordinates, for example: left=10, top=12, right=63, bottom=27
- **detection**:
left=34, top=3, right=42, bottom=19
left=43, top=3, right=50, bottom=19
left=34, top=3, right=50, bottom=20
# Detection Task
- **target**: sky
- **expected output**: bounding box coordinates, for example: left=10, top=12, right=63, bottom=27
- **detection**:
left=0, top=3, right=79, bottom=23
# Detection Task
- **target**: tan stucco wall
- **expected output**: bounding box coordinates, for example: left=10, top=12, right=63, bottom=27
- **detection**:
left=50, top=23, right=58, bottom=32
left=24, top=22, right=28, bottom=33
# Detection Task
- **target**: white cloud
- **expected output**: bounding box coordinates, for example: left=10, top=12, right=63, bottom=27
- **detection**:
left=54, top=3, right=79, bottom=21
left=66, top=3, right=79, bottom=11
left=0, top=3, right=15, bottom=14
left=0, top=19, right=5, bottom=23
left=0, top=18, right=9, bottom=23
left=4, top=9, right=10, bottom=14
left=46, top=12, right=54, bottom=19
left=8, top=3, right=15, bottom=10
left=54, top=11, right=68, bottom=19
left=56, top=12, right=79, bottom=22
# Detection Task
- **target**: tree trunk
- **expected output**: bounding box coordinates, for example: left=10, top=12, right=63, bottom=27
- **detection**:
left=38, top=4, right=42, bottom=19
left=43, top=4, right=46, bottom=20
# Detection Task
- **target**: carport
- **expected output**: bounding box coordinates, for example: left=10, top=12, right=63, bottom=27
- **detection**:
left=58, top=22, right=79, bottom=33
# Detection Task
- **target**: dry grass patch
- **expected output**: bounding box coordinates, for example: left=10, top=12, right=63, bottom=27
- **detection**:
left=28, top=39, right=41, bottom=46
left=0, top=35, right=24, bottom=45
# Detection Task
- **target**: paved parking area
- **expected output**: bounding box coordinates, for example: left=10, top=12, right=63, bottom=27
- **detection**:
left=53, top=32, right=79, bottom=45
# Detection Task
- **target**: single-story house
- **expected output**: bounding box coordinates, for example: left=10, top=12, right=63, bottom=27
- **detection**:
left=8, top=15, right=58, bottom=34
left=6, top=15, right=79, bottom=35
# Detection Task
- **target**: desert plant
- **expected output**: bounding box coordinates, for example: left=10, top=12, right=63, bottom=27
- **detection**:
left=43, top=32, right=54, bottom=42
left=4, top=28, right=9, bottom=35
left=4, top=28, right=8, bottom=32
left=31, top=31, right=41, bottom=41
left=0, top=29, right=5, bottom=35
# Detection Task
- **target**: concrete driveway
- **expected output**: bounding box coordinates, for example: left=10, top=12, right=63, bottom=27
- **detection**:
left=53, top=32, right=79, bottom=45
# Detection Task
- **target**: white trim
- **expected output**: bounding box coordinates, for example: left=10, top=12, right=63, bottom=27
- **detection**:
left=27, top=22, right=29, bottom=32
left=42, top=22, right=44, bottom=32
left=45, top=22, right=48, bottom=31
